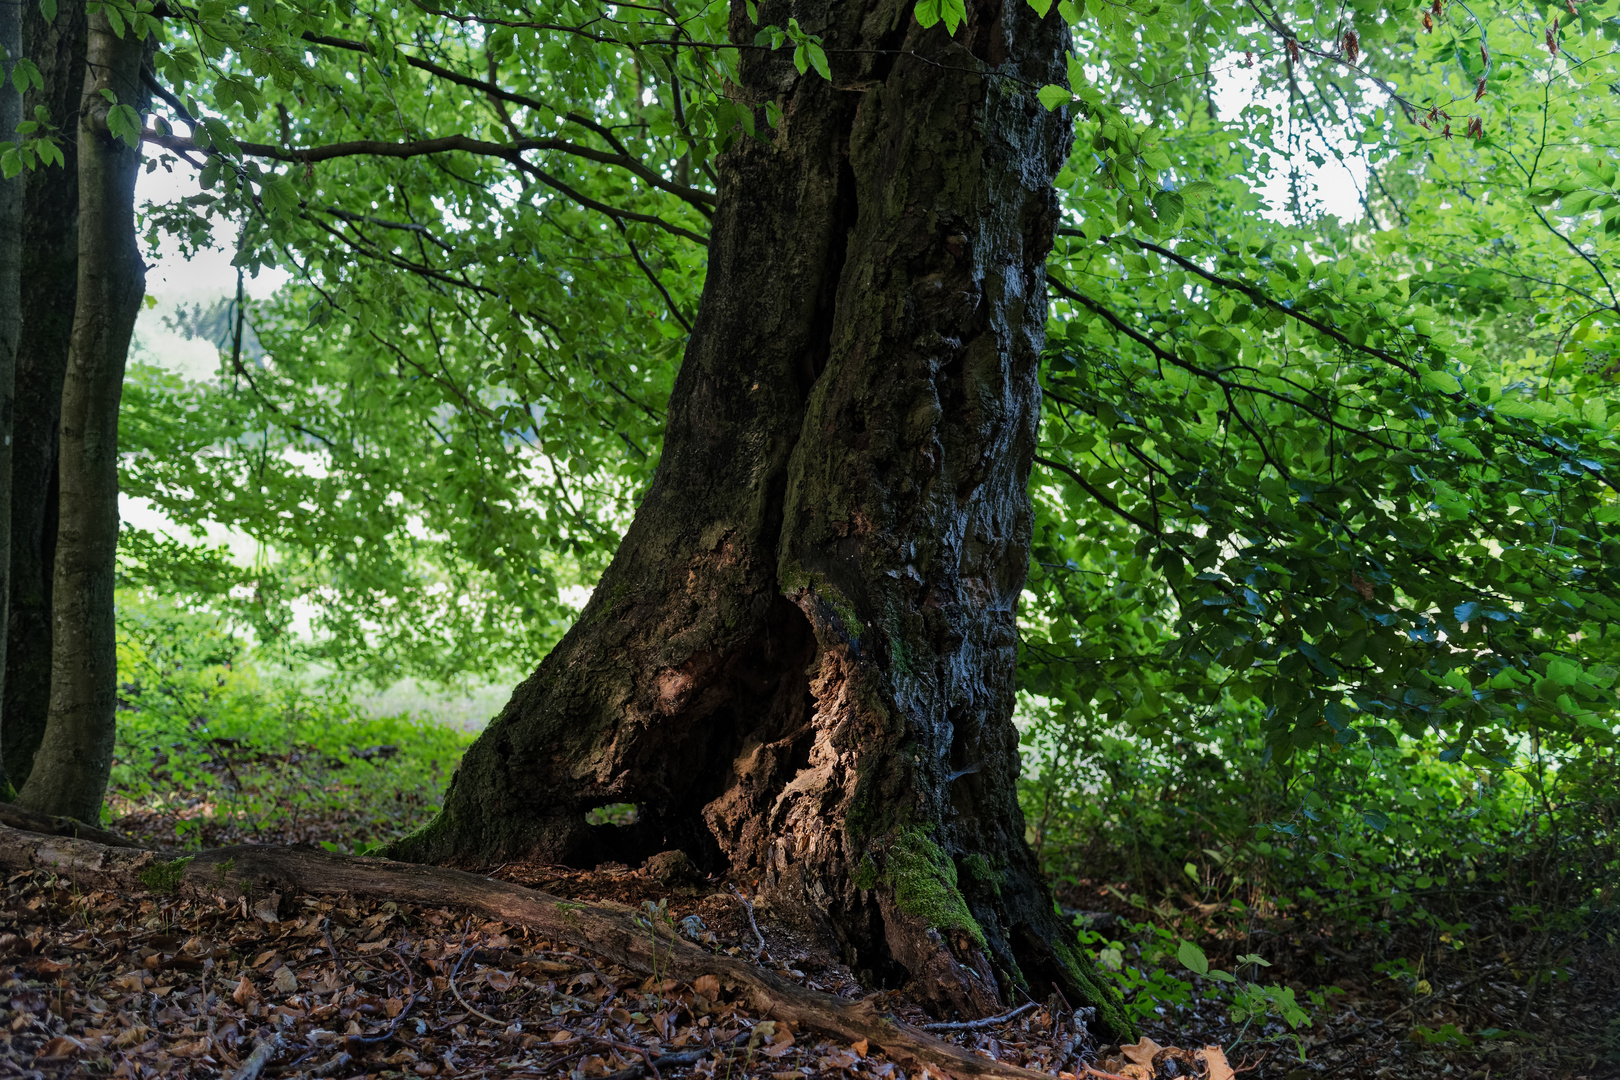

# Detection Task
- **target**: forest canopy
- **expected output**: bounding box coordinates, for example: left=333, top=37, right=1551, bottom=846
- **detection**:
left=106, top=0, right=1620, bottom=772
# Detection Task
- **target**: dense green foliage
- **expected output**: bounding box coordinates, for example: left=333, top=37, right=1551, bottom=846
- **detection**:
left=92, top=0, right=1620, bottom=762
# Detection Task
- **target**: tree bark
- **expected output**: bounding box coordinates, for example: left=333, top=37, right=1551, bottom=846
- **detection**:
left=0, top=819, right=1077, bottom=1080
left=2, top=0, right=85, bottom=788
left=393, top=0, right=1131, bottom=1037
left=15, top=10, right=148, bottom=821
left=0, top=0, right=22, bottom=796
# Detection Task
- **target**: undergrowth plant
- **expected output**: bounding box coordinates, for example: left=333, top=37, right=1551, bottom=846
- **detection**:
left=109, top=591, right=474, bottom=850
left=1019, top=692, right=1620, bottom=1046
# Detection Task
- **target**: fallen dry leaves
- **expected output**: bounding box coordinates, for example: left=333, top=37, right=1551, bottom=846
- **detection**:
left=0, top=867, right=1254, bottom=1080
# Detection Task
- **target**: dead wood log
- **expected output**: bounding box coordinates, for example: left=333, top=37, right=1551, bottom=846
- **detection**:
left=0, top=823, right=1066, bottom=1079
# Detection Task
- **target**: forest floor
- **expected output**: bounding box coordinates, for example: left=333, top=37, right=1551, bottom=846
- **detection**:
left=1, top=836, right=1615, bottom=1080
left=7, top=723, right=1610, bottom=1080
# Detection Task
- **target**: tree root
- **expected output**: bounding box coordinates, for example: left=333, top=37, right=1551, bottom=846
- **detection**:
left=0, top=802, right=142, bottom=848
left=0, top=821, right=1074, bottom=1080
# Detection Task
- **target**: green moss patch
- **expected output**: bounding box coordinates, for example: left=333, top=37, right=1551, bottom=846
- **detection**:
left=883, top=829, right=987, bottom=950
left=1054, top=937, right=1137, bottom=1041
left=854, top=854, right=879, bottom=891
left=960, top=852, right=1002, bottom=896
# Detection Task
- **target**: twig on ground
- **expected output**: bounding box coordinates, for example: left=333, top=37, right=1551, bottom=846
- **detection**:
left=923, top=1001, right=1040, bottom=1032
left=598, top=1031, right=753, bottom=1080
left=309, top=1050, right=354, bottom=1077
left=228, top=1032, right=285, bottom=1080
left=1380, top=969, right=1492, bottom=1024
left=1232, top=1049, right=1269, bottom=1074
left=201, top=966, right=216, bottom=1050
left=1078, top=1063, right=1136, bottom=1080
left=1308, top=1011, right=1383, bottom=1050
left=609, top=1038, right=665, bottom=1080
left=450, top=916, right=505, bottom=1025
left=730, top=885, right=767, bottom=963
left=344, top=954, right=419, bottom=1051
left=549, top=948, right=607, bottom=975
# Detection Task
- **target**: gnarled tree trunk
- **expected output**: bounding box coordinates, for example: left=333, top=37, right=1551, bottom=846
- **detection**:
left=2, top=0, right=86, bottom=788
left=15, top=10, right=148, bottom=820
left=394, top=0, right=1130, bottom=1037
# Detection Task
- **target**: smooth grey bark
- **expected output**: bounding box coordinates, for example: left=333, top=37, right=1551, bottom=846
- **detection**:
left=15, top=11, right=148, bottom=821
left=0, top=0, right=21, bottom=795
left=3, top=0, right=85, bottom=787
left=394, top=0, right=1132, bottom=1037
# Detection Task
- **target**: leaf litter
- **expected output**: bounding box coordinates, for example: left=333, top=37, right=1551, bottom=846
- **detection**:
left=7, top=809, right=1614, bottom=1080
left=0, top=861, right=1258, bottom=1080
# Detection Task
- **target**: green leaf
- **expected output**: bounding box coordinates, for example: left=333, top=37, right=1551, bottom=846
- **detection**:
left=38, top=0, right=56, bottom=20
left=1027, top=0, right=1055, bottom=15
left=1180, top=180, right=1218, bottom=203
left=939, top=0, right=967, bottom=34
left=1151, top=189, right=1184, bottom=228
left=914, top=0, right=943, bottom=27
left=12, top=58, right=44, bottom=95
left=1577, top=156, right=1617, bottom=188
left=1176, top=939, right=1209, bottom=975
left=1140, top=147, right=1172, bottom=171
left=806, top=41, right=830, bottom=83
left=0, top=148, right=21, bottom=180
left=1420, top=370, right=1461, bottom=394
left=109, top=103, right=142, bottom=148
left=1037, top=85, right=1073, bottom=111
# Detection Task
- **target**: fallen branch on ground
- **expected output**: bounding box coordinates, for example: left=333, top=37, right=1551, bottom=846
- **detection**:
left=924, top=1001, right=1040, bottom=1032
left=0, top=819, right=1069, bottom=1080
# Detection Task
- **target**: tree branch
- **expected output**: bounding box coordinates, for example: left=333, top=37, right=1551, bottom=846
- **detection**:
left=141, top=129, right=709, bottom=246
left=298, top=32, right=715, bottom=212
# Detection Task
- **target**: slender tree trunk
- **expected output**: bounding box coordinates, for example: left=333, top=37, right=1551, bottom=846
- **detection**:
left=15, top=11, right=148, bottom=821
left=0, top=0, right=22, bottom=796
left=2, top=0, right=85, bottom=788
left=394, top=0, right=1131, bottom=1037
